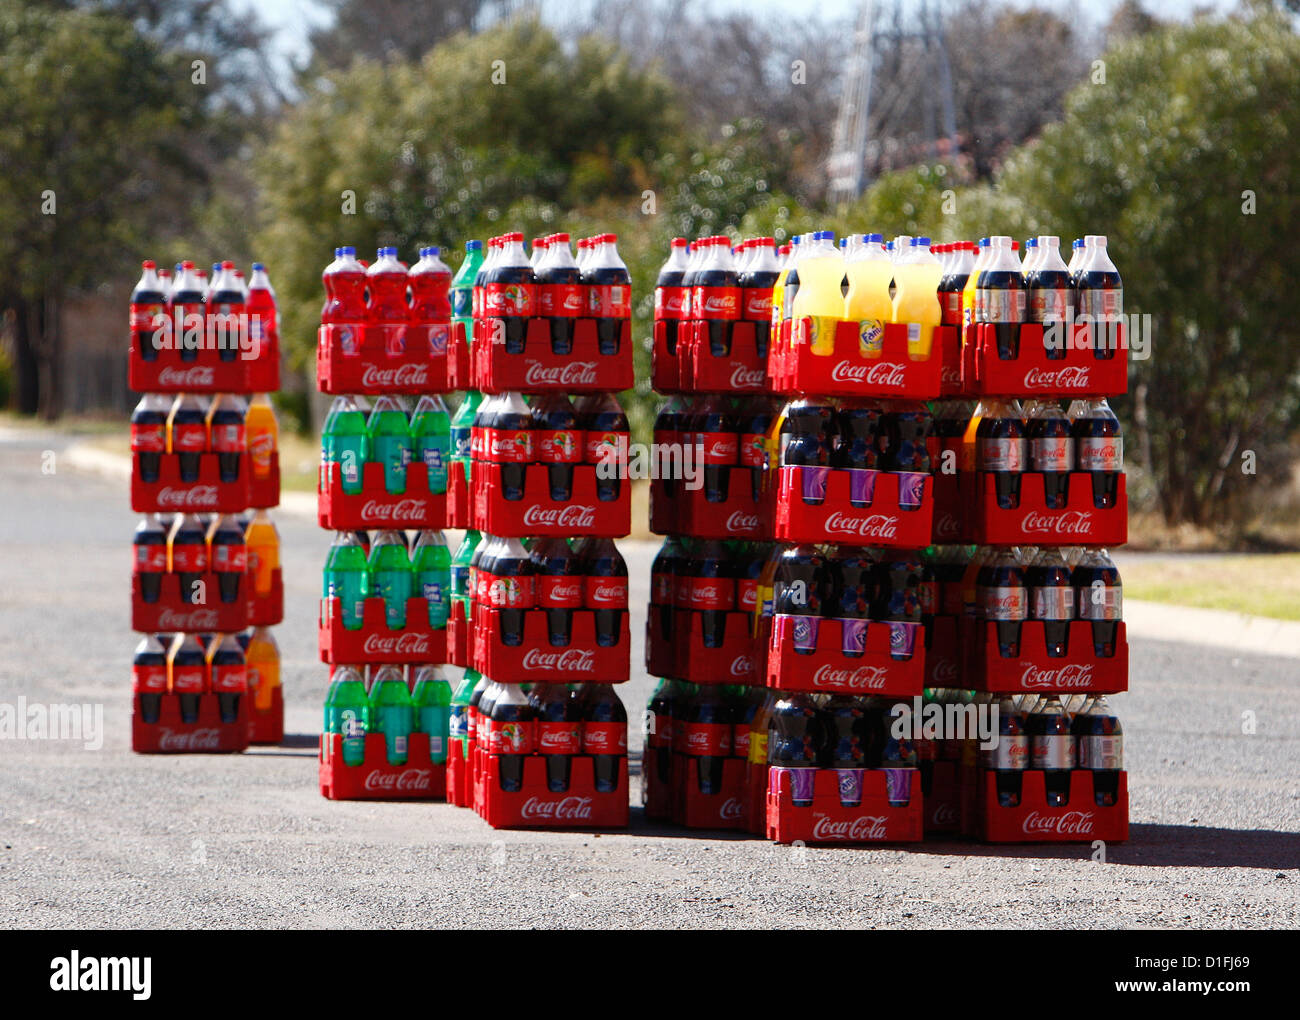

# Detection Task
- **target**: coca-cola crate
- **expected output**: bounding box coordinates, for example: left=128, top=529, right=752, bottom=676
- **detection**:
left=132, top=692, right=250, bottom=754
left=925, top=615, right=961, bottom=689
left=924, top=759, right=963, bottom=835
left=961, top=618, right=1129, bottom=695
left=471, top=605, right=629, bottom=684
left=935, top=325, right=964, bottom=397
left=319, top=732, right=447, bottom=800
left=316, top=322, right=451, bottom=394
left=681, top=320, right=770, bottom=393
left=318, top=461, right=446, bottom=531
left=974, top=768, right=1128, bottom=843
left=247, top=684, right=284, bottom=746
left=745, top=760, right=769, bottom=835
left=132, top=572, right=250, bottom=634
left=967, top=471, right=1128, bottom=546
left=671, top=755, right=748, bottom=830
left=649, top=469, right=770, bottom=539
left=447, top=321, right=470, bottom=391
left=642, top=746, right=674, bottom=821
left=961, top=321, right=1128, bottom=399
left=319, top=596, right=449, bottom=665
left=246, top=453, right=281, bottom=511
left=765, top=613, right=924, bottom=697
left=474, top=751, right=629, bottom=829
left=447, top=737, right=473, bottom=808
left=651, top=319, right=683, bottom=393
left=471, top=317, right=634, bottom=394
left=470, top=461, right=629, bottom=538
left=774, top=465, right=934, bottom=549
left=765, top=767, right=923, bottom=845
left=645, top=605, right=756, bottom=686
left=247, top=568, right=285, bottom=628
left=770, top=319, right=943, bottom=399
left=446, top=459, right=471, bottom=530
left=931, top=469, right=964, bottom=545
left=131, top=453, right=250, bottom=515
left=128, top=345, right=279, bottom=395
left=447, top=598, right=470, bottom=669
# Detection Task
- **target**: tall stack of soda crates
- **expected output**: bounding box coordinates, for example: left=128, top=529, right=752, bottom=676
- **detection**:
left=316, top=245, right=458, bottom=800
left=440, top=231, right=635, bottom=829
left=649, top=230, right=1129, bottom=846
left=129, top=259, right=285, bottom=753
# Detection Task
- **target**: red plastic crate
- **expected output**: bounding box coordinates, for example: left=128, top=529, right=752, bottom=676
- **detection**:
left=671, top=755, right=748, bottom=831
left=247, top=684, right=284, bottom=746
left=446, top=598, right=470, bottom=669
left=642, top=747, right=674, bottom=822
left=924, top=759, right=963, bottom=835
left=470, top=461, right=629, bottom=538
left=770, top=319, right=943, bottom=399
left=931, top=470, right=964, bottom=544
left=681, top=320, right=770, bottom=393
left=774, top=466, right=934, bottom=549
left=318, top=461, right=447, bottom=531
left=973, top=768, right=1128, bottom=843
left=745, top=760, right=769, bottom=835
left=319, top=732, right=447, bottom=800
left=765, top=613, right=924, bottom=696
left=471, top=317, right=633, bottom=394
left=925, top=615, right=961, bottom=689
left=132, top=572, right=250, bottom=634
left=316, top=322, right=451, bottom=394
left=644, top=605, right=757, bottom=686
left=319, top=596, right=449, bottom=665
left=961, top=618, right=1129, bottom=695
left=966, top=471, right=1128, bottom=546
left=446, top=459, right=471, bottom=530
left=935, top=325, right=964, bottom=397
left=471, top=605, right=629, bottom=684
left=649, top=468, right=770, bottom=539
left=651, top=319, right=683, bottom=394
left=474, top=752, right=629, bottom=829
left=246, top=452, right=281, bottom=510
left=961, top=321, right=1128, bottom=398
left=131, top=453, right=250, bottom=514
left=765, top=767, right=923, bottom=844
left=132, top=691, right=250, bottom=753
left=446, top=738, right=473, bottom=808
left=247, top=569, right=284, bottom=628
left=128, top=344, right=279, bottom=395
left=447, top=321, right=470, bottom=391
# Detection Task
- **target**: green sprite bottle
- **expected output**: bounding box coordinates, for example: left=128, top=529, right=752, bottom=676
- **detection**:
left=450, top=529, right=482, bottom=624
left=411, top=394, right=450, bottom=495
left=368, top=664, right=413, bottom=766
left=321, top=395, right=368, bottom=495
left=324, top=664, right=370, bottom=767
left=368, top=530, right=413, bottom=630
left=452, top=240, right=483, bottom=347
left=411, top=664, right=452, bottom=765
left=449, top=668, right=477, bottom=758
left=367, top=394, right=411, bottom=495
left=449, top=389, right=482, bottom=494
left=324, top=530, right=370, bottom=631
left=412, top=529, right=451, bottom=629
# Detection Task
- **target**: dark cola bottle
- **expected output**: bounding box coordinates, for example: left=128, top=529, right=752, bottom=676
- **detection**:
left=530, top=683, right=581, bottom=793
left=1073, top=547, right=1122, bottom=657
left=207, top=514, right=246, bottom=604
left=130, top=394, right=169, bottom=483
left=651, top=535, right=687, bottom=641
left=691, top=393, right=739, bottom=504
left=768, top=692, right=823, bottom=807
left=485, top=391, right=533, bottom=502
left=130, top=260, right=167, bottom=362
left=694, top=236, right=741, bottom=357
left=484, top=232, right=535, bottom=355
left=1026, top=399, right=1073, bottom=509
left=133, top=515, right=168, bottom=603
left=653, top=395, right=687, bottom=500
left=530, top=536, right=582, bottom=646
left=488, top=537, right=535, bottom=646
left=647, top=678, right=679, bottom=788
left=740, top=237, right=781, bottom=360
left=976, top=236, right=1026, bottom=360
left=581, top=684, right=627, bottom=793
left=982, top=695, right=1029, bottom=807
left=208, top=634, right=247, bottom=724
left=207, top=261, right=245, bottom=363
left=655, top=238, right=690, bottom=356
left=531, top=391, right=581, bottom=501
left=171, top=261, right=205, bottom=363
left=976, top=398, right=1028, bottom=509
left=1027, top=547, right=1074, bottom=657
left=581, top=537, right=628, bottom=648
left=1073, top=695, right=1124, bottom=806
left=977, top=548, right=1027, bottom=657
left=1028, top=695, right=1074, bottom=807
left=835, top=400, right=882, bottom=509
left=827, top=545, right=874, bottom=658
left=1071, top=398, right=1123, bottom=509
left=167, top=393, right=208, bottom=483
left=731, top=539, right=764, bottom=622
left=737, top=396, right=775, bottom=503
left=686, top=540, right=736, bottom=649
left=775, top=543, right=826, bottom=655
left=168, top=633, right=207, bottom=724
left=132, top=634, right=168, bottom=724
left=536, top=233, right=583, bottom=354
left=207, top=393, right=247, bottom=484
left=491, top=683, right=536, bottom=792
left=1075, top=236, right=1123, bottom=360
left=684, top=684, right=732, bottom=794
left=584, top=233, right=632, bottom=355
left=168, top=514, right=209, bottom=604
left=779, top=397, right=835, bottom=505
left=575, top=392, right=628, bottom=502
left=1029, top=236, right=1072, bottom=359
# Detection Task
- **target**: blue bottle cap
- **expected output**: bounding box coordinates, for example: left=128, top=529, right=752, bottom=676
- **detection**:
left=466, top=240, right=482, bottom=251
left=252, top=262, right=265, bottom=271
left=915, top=237, right=931, bottom=246
left=341, top=245, right=356, bottom=256
left=427, top=246, right=440, bottom=257
left=867, top=233, right=883, bottom=243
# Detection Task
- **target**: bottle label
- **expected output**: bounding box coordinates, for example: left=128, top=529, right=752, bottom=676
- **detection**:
left=536, top=429, right=581, bottom=464
left=982, top=733, right=1028, bottom=770
left=978, top=437, right=1027, bottom=472
left=587, top=284, right=631, bottom=318
left=211, top=663, right=248, bottom=693
left=451, top=424, right=472, bottom=461
left=1078, top=734, right=1123, bottom=770
left=1079, top=287, right=1122, bottom=320
left=584, top=431, right=626, bottom=465
left=981, top=585, right=1027, bottom=621
left=171, top=666, right=206, bottom=693
left=537, top=720, right=581, bottom=755
left=742, top=288, right=772, bottom=322
left=687, top=577, right=734, bottom=612
left=655, top=286, right=687, bottom=319
left=941, top=289, right=963, bottom=325
left=130, top=423, right=166, bottom=453
left=490, top=719, right=535, bottom=755
left=132, top=663, right=168, bottom=694
left=731, top=726, right=750, bottom=760
left=483, top=428, right=533, bottom=464
left=693, top=285, right=741, bottom=321
left=1030, top=436, right=1073, bottom=472
left=1031, top=733, right=1074, bottom=770
left=130, top=304, right=165, bottom=333
left=540, top=282, right=584, bottom=318
left=1032, top=585, right=1074, bottom=621
left=586, top=576, right=629, bottom=609
left=451, top=287, right=472, bottom=319
left=1077, top=436, right=1123, bottom=472
left=682, top=721, right=731, bottom=757
left=748, top=731, right=769, bottom=765
left=738, top=433, right=766, bottom=469
left=1077, top=585, right=1122, bottom=621
left=210, top=423, right=246, bottom=454
left=212, top=542, right=247, bottom=573
left=169, top=543, right=208, bottom=574
left=1030, top=286, right=1069, bottom=323
left=485, top=573, right=536, bottom=610
left=537, top=575, right=583, bottom=609
left=171, top=422, right=207, bottom=454
left=736, top=577, right=758, bottom=612
left=582, top=720, right=627, bottom=754
left=484, top=281, right=535, bottom=317
left=135, top=544, right=167, bottom=573
left=449, top=705, right=468, bottom=739
left=978, top=288, right=1025, bottom=324
left=651, top=570, right=673, bottom=605
left=697, top=430, right=738, bottom=466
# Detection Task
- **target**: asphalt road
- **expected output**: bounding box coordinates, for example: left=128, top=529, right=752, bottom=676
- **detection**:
left=0, top=424, right=1297, bottom=929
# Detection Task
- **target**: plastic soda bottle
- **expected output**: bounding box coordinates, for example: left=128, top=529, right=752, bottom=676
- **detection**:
left=449, top=670, right=477, bottom=758
left=449, top=389, right=482, bottom=492
left=407, top=246, right=452, bottom=357
left=368, top=530, right=413, bottom=630
left=367, top=246, right=409, bottom=356
left=891, top=237, right=944, bottom=359
left=245, top=393, right=278, bottom=482
left=368, top=665, right=413, bottom=766
left=792, top=231, right=846, bottom=355
left=244, top=510, right=280, bottom=599
left=411, top=664, right=452, bottom=765
left=410, top=394, right=450, bottom=494
left=321, top=395, right=368, bottom=495
left=245, top=626, right=280, bottom=713
left=324, top=664, right=369, bottom=767
left=367, top=395, right=412, bottom=495
left=412, top=529, right=451, bottom=629
left=246, top=262, right=279, bottom=362
left=324, top=531, right=370, bottom=630
left=452, top=240, right=483, bottom=347
left=844, top=232, right=893, bottom=355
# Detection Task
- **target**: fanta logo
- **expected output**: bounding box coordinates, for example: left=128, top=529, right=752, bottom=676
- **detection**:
left=157, top=608, right=219, bottom=630
left=521, top=648, right=596, bottom=672
left=363, top=632, right=431, bottom=655
left=1024, top=366, right=1091, bottom=389
left=1022, top=811, right=1095, bottom=836
left=825, top=511, right=900, bottom=539
left=728, top=365, right=766, bottom=388
left=725, top=511, right=760, bottom=533
left=521, top=796, right=593, bottom=820
left=364, top=768, right=433, bottom=792
left=1021, top=663, right=1095, bottom=689
left=158, top=728, right=221, bottom=751
left=830, top=360, right=907, bottom=386
left=522, top=505, right=597, bottom=528
left=524, top=362, right=599, bottom=386
left=157, top=366, right=215, bottom=387
left=360, top=499, right=429, bottom=522
left=361, top=363, right=428, bottom=388
left=811, top=814, right=889, bottom=841
left=811, top=664, right=889, bottom=690
left=1021, top=510, right=1094, bottom=536
left=157, top=486, right=219, bottom=508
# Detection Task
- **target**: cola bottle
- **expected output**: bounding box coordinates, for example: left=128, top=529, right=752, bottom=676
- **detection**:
left=737, top=396, right=774, bottom=503
left=879, top=553, right=923, bottom=660
left=1026, top=399, right=1073, bottom=508
left=977, top=548, right=1028, bottom=657
left=171, top=262, right=206, bottom=363
left=681, top=686, right=732, bottom=795
left=1071, top=398, right=1123, bottom=509
left=206, top=394, right=247, bottom=484
left=976, top=236, right=1026, bottom=360
left=483, top=391, right=533, bottom=501
left=693, top=236, right=741, bottom=357
left=466, top=671, right=491, bottom=749
left=486, top=537, right=535, bottom=646
left=685, top=540, right=736, bottom=648
left=655, top=238, right=690, bottom=356
left=490, top=683, right=536, bottom=792
left=207, top=515, right=247, bottom=603
left=691, top=394, right=739, bottom=503
left=653, top=396, right=687, bottom=500
left=775, top=544, right=826, bottom=655
left=584, top=234, right=631, bottom=355
left=484, top=232, right=535, bottom=354
left=1028, top=694, right=1074, bottom=806
left=208, top=633, right=247, bottom=724
left=1073, top=695, right=1123, bottom=806
left=1075, top=236, right=1123, bottom=360
left=530, top=537, right=582, bottom=646
left=581, top=537, right=628, bottom=648
left=169, top=633, right=207, bottom=724
left=976, top=398, right=1028, bottom=509
left=740, top=237, right=781, bottom=359
left=733, top=540, right=764, bottom=621
left=132, top=634, right=168, bottom=724
left=827, top=545, right=874, bottom=657
left=477, top=679, right=501, bottom=752
left=768, top=692, right=823, bottom=807
left=779, top=398, right=835, bottom=505
left=207, top=261, right=245, bottom=362
left=982, top=694, right=1029, bottom=806
left=531, top=391, right=581, bottom=501
left=168, top=514, right=209, bottom=604
left=1026, top=547, right=1074, bottom=656
left=647, top=678, right=679, bottom=790
left=133, top=515, right=168, bottom=603
left=575, top=392, right=628, bottom=502
left=1073, top=547, right=1122, bottom=657
left=530, top=683, right=581, bottom=792
left=581, top=684, right=627, bottom=793
left=1029, top=235, right=1071, bottom=359
left=823, top=694, right=867, bottom=807
left=130, top=394, right=170, bottom=483
left=168, top=393, right=209, bottom=483
left=131, top=260, right=167, bottom=362
left=536, top=232, right=583, bottom=354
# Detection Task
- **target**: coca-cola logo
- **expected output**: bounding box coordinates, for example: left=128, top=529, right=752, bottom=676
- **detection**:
left=157, top=366, right=215, bottom=387
left=812, top=664, right=890, bottom=690
left=364, top=768, right=433, bottom=792
left=524, top=362, right=598, bottom=387
left=1021, top=510, right=1095, bottom=536
left=158, top=728, right=221, bottom=751
left=719, top=798, right=744, bottom=820
left=538, top=729, right=578, bottom=750
left=728, top=365, right=766, bottom=389
left=705, top=440, right=734, bottom=459
left=521, top=796, right=593, bottom=820
left=522, top=505, right=597, bottom=529
left=933, top=512, right=960, bottom=539
left=1021, top=663, right=1095, bottom=689
left=730, top=656, right=753, bottom=677
left=931, top=802, right=959, bottom=825
left=829, top=361, right=906, bottom=387
left=930, top=657, right=958, bottom=684
left=521, top=648, right=596, bottom=672
left=725, top=510, right=760, bottom=533
left=811, top=814, right=889, bottom=841
left=940, top=365, right=961, bottom=385
left=1023, top=366, right=1091, bottom=390
left=702, top=296, right=736, bottom=314
left=825, top=511, right=899, bottom=539
left=360, top=499, right=429, bottom=522
left=589, top=581, right=626, bottom=605
left=360, top=363, right=428, bottom=388
left=560, top=293, right=584, bottom=313
left=363, top=632, right=431, bottom=656
left=157, top=608, right=220, bottom=630
left=545, top=581, right=582, bottom=602
left=1022, top=810, right=1095, bottom=836
left=157, top=486, right=219, bottom=508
